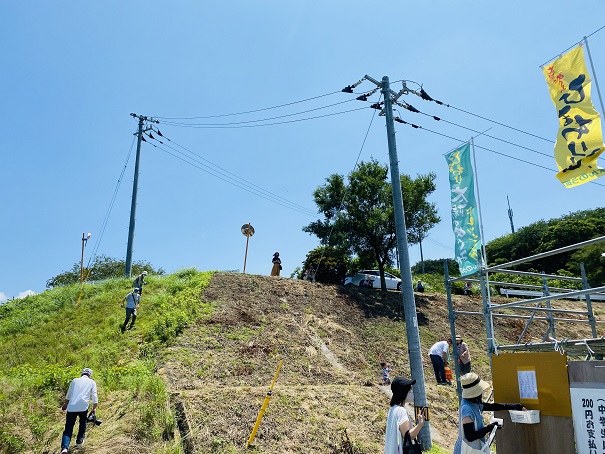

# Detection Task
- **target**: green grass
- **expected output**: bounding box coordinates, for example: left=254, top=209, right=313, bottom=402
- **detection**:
left=0, top=269, right=215, bottom=452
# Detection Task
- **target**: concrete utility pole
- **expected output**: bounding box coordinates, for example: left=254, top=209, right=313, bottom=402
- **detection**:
left=367, top=75, right=432, bottom=449
left=125, top=113, right=158, bottom=278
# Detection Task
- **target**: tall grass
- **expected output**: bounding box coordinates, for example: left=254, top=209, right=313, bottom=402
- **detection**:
left=0, top=269, right=215, bottom=452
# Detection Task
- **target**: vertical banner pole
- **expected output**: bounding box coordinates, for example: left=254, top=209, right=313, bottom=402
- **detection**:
left=584, top=37, right=605, bottom=116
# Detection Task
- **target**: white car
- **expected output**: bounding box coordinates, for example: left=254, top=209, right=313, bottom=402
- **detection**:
left=344, top=270, right=402, bottom=290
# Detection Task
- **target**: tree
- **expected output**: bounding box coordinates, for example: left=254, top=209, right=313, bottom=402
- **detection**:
left=299, top=246, right=352, bottom=284
left=485, top=208, right=605, bottom=285
left=411, top=258, right=459, bottom=276
left=46, top=255, right=164, bottom=288
left=303, top=159, right=440, bottom=291
left=401, top=173, right=441, bottom=273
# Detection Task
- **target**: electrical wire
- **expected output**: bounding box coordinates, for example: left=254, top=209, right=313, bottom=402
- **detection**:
left=310, top=95, right=382, bottom=279
left=425, top=236, right=452, bottom=250
left=145, top=130, right=317, bottom=215
left=86, top=134, right=137, bottom=270
left=158, top=106, right=368, bottom=129
left=153, top=90, right=343, bottom=120
left=144, top=138, right=319, bottom=217
left=160, top=99, right=357, bottom=127
left=394, top=119, right=605, bottom=187
left=412, top=109, right=552, bottom=158
left=397, top=80, right=553, bottom=143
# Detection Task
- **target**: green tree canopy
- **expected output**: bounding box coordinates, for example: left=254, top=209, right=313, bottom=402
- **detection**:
left=299, top=246, right=351, bottom=284
left=46, top=255, right=164, bottom=288
left=485, top=208, right=605, bottom=285
left=303, top=159, right=440, bottom=291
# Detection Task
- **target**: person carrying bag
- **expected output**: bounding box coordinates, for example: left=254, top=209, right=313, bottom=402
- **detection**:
left=453, top=372, right=525, bottom=454
left=401, top=430, right=423, bottom=453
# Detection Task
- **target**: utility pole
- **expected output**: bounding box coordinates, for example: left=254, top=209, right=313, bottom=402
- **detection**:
left=507, top=195, right=515, bottom=234
left=125, top=113, right=158, bottom=278
left=364, top=75, right=432, bottom=449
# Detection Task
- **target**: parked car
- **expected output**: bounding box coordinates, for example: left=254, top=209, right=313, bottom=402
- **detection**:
left=344, top=270, right=401, bottom=290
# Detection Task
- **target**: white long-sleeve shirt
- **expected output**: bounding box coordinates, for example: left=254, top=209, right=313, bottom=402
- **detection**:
left=65, top=375, right=98, bottom=412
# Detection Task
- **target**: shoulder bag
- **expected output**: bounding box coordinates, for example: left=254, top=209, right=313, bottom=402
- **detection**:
left=402, top=431, right=423, bottom=454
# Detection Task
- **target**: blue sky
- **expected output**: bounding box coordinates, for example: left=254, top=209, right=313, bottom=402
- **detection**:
left=2, top=2, right=605, bottom=301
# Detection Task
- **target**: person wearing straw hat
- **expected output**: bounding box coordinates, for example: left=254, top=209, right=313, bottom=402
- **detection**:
left=384, top=376, right=425, bottom=454
left=453, top=372, right=525, bottom=454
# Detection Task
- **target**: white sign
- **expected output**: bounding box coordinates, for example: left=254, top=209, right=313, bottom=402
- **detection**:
left=517, top=369, right=538, bottom=400
left=570, top=384, right=605, bottom=454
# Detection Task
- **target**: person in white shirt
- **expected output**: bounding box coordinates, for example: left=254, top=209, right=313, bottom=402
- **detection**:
left=428, top=339, right=452, bottom=385
left=60, top=368, right=98, bottom=453
left=384, top=376, right=425, bottom=453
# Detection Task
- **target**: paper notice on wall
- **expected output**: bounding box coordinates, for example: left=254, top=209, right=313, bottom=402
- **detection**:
left=517, top=368, right=538, bottom=401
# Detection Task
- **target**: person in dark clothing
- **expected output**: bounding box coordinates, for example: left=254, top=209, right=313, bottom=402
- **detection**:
left=121, top=288, right=140, bottom=332
left=453, top=372, right=525, bottom=454
left=415, top=280, right=425, bottom=292
left=336, top=262, right=347, bottom=285
left=270, top=252, right=282, bottom=276
left=133, top=271, right=148, bottom=294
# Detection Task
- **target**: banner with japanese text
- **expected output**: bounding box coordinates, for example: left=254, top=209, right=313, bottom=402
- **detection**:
left=445, top=143, right=481, bottom=276
left=543, top=45, right=605, bottom=188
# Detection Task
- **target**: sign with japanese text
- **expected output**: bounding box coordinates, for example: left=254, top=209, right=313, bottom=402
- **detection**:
left=445, top=143, right=481, bottom=276
left=570, top=384, right=605, bottom=454
left=543, top=45, right=605, bottom=188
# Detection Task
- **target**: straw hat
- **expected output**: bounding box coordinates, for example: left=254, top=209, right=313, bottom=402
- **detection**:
left=461, top=372, right=491, bottom=399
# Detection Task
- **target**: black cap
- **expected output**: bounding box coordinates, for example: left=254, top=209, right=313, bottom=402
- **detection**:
left=391, top=376, right=416, bottom=393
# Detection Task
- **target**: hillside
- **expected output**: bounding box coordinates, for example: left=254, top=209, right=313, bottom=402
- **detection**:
left=0, top=270, right=597, bottom=453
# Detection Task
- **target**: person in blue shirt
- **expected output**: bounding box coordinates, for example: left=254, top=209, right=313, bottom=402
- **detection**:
left=121, top=288, right=141, bottom=332
left=453, top=372, right=525, bottom=454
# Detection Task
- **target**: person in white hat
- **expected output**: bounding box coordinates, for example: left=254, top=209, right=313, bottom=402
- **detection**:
left=60, top=368, right=98, bottom=453
left=132, top=270, right=148, bottom=294
left=384, top=376, right=425, bottom=453
left=453, top=372, right=525, bottom=454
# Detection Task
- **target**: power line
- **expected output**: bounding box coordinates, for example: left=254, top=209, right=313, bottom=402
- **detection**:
left=411, top=109, right=552, bottom=159
left=306, top=95, right=382, bottom=281
left=160, top=99, right=357, bottom=126
left=86, top=135, right=137, bottom=270
left=394, top=119, right=605, bottom=187
left=146, top=130, right=317, bottom=215
left=153, top=90, right=343, bottom=120
left=144, top=138, right=319, bottom=217
left=158, top=106, right=368, bottom=129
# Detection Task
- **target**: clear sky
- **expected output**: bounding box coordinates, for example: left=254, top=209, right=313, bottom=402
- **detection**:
left=2, top=2, right=605, bottom=302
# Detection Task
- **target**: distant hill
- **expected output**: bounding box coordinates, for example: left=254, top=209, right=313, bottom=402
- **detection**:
left=0, top=270, right=597, bottom=453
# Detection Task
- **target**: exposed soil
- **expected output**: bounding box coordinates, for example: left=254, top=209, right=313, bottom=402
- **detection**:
left=159, top=272, right=598, bottom=453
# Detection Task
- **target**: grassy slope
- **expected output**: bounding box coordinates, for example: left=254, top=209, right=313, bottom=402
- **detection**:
left=0, top=270, right=594, bottom=453
left=0, top=269, right=214, bottom=454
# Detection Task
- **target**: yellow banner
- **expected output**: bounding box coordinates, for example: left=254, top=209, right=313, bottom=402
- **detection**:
left=543, top=46, right=605, bottom=187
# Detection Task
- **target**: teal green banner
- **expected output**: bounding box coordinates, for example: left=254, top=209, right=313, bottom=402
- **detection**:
left=445, top=143, right=482, bottom=276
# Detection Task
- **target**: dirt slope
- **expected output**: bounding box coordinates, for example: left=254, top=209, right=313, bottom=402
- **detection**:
left=159, top=272, right=596, bottom=453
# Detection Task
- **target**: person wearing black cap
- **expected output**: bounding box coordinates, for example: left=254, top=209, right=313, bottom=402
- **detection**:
left=453, top=372, right=525, bottom=454
left=384, top=376, right=425, bottom=453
